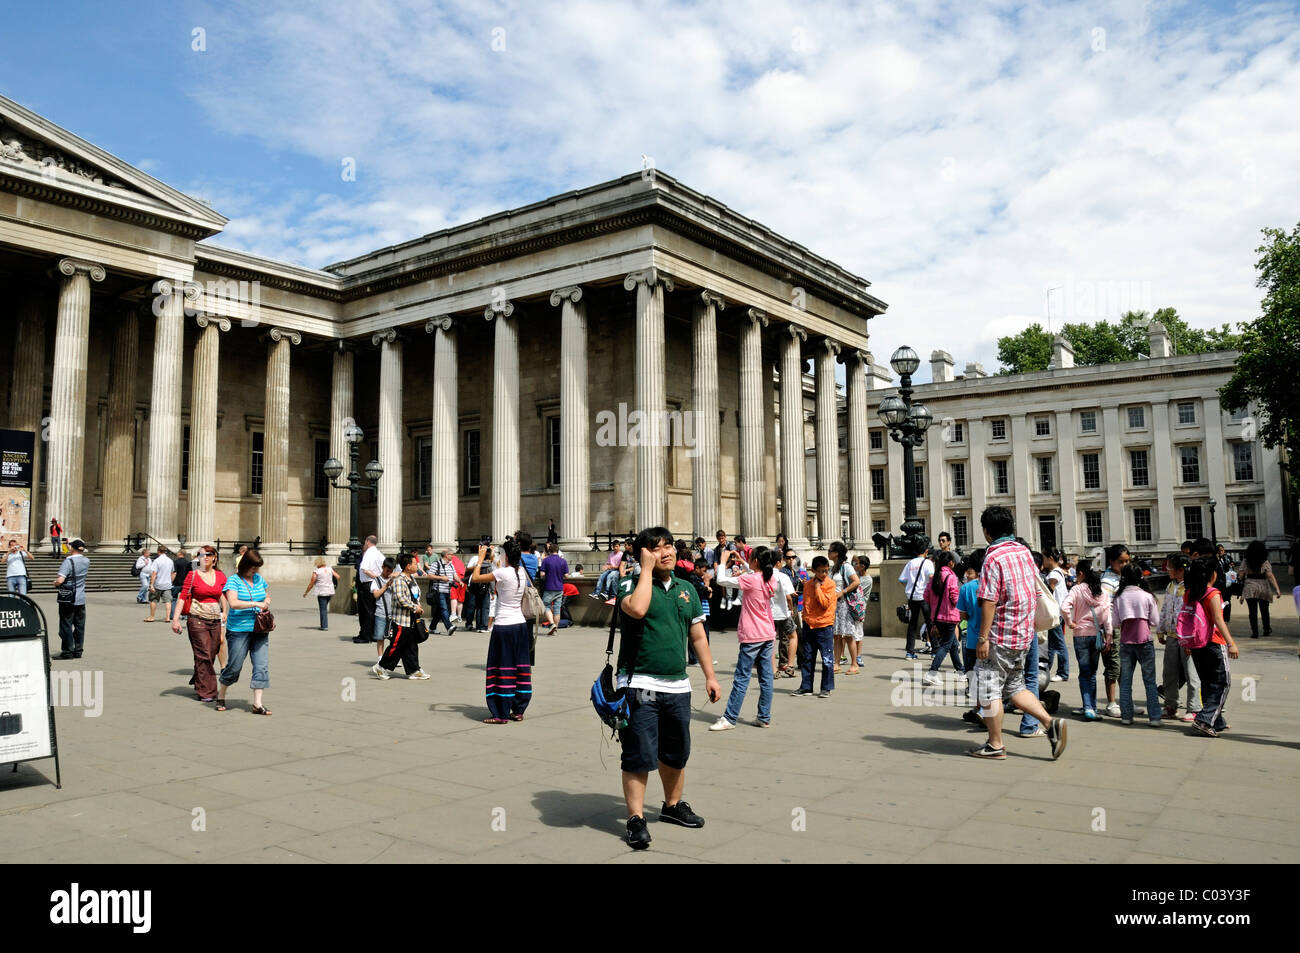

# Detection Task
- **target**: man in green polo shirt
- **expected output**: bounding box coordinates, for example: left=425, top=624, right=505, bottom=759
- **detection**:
left=616, top=525, right=721, bottom=851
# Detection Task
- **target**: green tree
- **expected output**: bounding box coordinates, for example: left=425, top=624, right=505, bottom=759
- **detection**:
left=1061, top=320, right=1134, bottom=365
left=995, top=323, right=1052, bottom=374
left=1220, top=224, right=1300, bottom=495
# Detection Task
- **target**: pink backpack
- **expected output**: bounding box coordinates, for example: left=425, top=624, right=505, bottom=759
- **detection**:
left=1175, top=597, right=1211, bottom=650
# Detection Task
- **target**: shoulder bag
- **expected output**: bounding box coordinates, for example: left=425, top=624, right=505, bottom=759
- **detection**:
left=56, top=557, right=80, bottom=604
left=841, top=565, right=866, bottom=622
left=520, top=565, right=545, bottom=621
left=895, top=561, right=925, bottom=624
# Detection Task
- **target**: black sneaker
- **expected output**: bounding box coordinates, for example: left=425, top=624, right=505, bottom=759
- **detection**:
left=447, top=624, right=459, bottom=636
left=962, top=708, right=984, bottom=727
left=1047, top=717, right=1068, bottom=760
left=659, top=800, right=705, bottom=828
left=351, top=636, right=369, bottom=644
left=626, top=815, right=651, bottom=849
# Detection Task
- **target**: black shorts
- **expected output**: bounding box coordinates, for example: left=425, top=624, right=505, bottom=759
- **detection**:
left=618, top=688, right=691, bottom=773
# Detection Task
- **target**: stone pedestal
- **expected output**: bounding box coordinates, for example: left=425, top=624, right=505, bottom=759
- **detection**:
left=331, top=565, right=358, bottom=615
left=878, top=558, right=911, bottom=641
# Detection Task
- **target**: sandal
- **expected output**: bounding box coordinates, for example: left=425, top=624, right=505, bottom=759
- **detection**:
left=215, top=699, right=228, bottom=711
left=483, top=717, right=508, bottom=724
left=251, top=706, right=272, bottom=716
left=846, top=667, right=860, bottom=675
left=508, top=714, right=524, bottom=722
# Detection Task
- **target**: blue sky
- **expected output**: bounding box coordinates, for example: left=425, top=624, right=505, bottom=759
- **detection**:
left=3, top=0, right=1298, bottom=380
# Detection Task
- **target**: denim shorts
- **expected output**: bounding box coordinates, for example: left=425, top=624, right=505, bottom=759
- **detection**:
left=619, top=688, right=692, bottom=773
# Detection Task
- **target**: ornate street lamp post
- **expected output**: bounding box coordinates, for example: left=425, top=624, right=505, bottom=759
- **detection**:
left=876, top=345, right=933, bottom=558
left=1208, top=499, right=1217, bottom=546
left=321, top=422, right=383, bottom=566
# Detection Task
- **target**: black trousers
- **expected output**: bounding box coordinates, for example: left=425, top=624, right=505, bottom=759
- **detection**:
left=904, top=600, right=927, bottom=654
left=58, top=603, right=86, bottom=653
left=1246, top=599, right=1271, bottom=636
left=357, top=580, right=376, bottom=639
left=380, top=623, right=420, bottom=675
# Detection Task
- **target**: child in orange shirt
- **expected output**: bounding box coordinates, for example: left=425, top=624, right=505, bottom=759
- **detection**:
left=793, top=556, right=839, bottom=698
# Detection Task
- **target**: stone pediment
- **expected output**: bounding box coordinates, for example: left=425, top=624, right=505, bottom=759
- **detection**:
left=0, top=94, right=227, bottom=239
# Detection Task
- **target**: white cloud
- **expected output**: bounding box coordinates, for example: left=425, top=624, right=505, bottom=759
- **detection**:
left=174, top=0, right=1300, bottom=375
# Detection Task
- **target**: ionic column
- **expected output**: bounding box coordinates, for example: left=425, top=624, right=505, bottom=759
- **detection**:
left=374, top=329, right=403, bottom=552
left=259, top=327, right=300, bottom=552
left=99, top=306, right=141, bottom=548
left=185, top=314, right=230, bottom=545
left=814, top=338, right=840, bottom=544
left=146, top=276, right=186, bottom=546
left=692, top=291, right=723, bottom=540
left=845, top=349, right=871, bottom=547
left=779, top=325, right=809, bottom=550
left=328, top=345, right=355, bottom=551
left=11, top=292, right=46, bottom=542
left=624, top=269, right=673, bottom=528
left=738, top=307, right=768, bottom=542
left=486, top=300, right=519, bottom=542
left=426, top=317, right=458, bottom=549
left=550, top=287, right=589, bottom=550
left=47, top=258, right=105, bottom=542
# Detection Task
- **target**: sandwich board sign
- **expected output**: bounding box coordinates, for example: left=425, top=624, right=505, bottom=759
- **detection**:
left=0, top=591, right=61, bottom=788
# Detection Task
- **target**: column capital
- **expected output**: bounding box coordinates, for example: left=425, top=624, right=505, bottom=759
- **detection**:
left=267, top=327, right=302, bottom=345
left=424, top=315, right=453, bottom=333
left=699, top=289, right=726, bottom=310
left=623, top=268, right=674, bottom=293
left=484, top=300, right=515, bottom=321
left=549, top=286, right=583, bottom=307
left=838, top=347, right=869, bottom=366
left=56, top=257, right=106, bottom=282
left=816, top=337, right=841, bottom=358
left=744, top=307, right=769, bottom=328
left=371, top=328, right=400, bottom=346
left=783, top=323, right=807, bottom=343
left=195, top=313, right=232, bottom=332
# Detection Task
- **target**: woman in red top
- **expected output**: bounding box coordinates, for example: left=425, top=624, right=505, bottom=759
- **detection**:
left=922, top=550, right=964, bottom=685
left=449, top=549, right=468, bottom=624
left=1183, top=556, right=1240, bottom=737
left=173, top=545, right=228, bottom=702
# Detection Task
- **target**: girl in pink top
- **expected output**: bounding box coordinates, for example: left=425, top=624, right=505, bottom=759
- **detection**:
left=922, top=551, right=963, bottom=684
left=710, top=547, right=778, bottom=730
left=1112, top=564, right=1161, bottom=725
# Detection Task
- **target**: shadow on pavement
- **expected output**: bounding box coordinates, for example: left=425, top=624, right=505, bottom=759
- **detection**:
left=430, top=702, right=494, bottom=721
left=531, top=789, right=626, bottom=834
left=862, top=732, right=979, bottom=756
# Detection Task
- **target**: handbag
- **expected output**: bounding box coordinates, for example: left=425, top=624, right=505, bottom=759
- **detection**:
left=1033, top=572, right=1061, bottom=632
left=520, top=565, right=545, bottom=621
left=414, top=617, right=430, bottom=643
left=253, top=609, right=275, bottom=633
left=0, top=711, right=21, bottom=736
left=841, top=565, right=866, bottom=622
left=56, top=558, right=80, bottom=604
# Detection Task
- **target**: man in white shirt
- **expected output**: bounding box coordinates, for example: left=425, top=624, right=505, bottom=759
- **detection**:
left=144, top=546, right=175, bottom=623
left=133, top=548, right=152, bottom=604
left=898, top=547, right=933, bottom=659
left=1042, top=549, right=1069, bottom=682
left=354, top=535, right=385, bottom=645
left=770, top=554, right=799, bottom=674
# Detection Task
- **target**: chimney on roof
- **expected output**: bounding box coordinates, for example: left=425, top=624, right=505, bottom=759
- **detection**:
left=1051, top=335, right=1075, bottom=369
left=963, top=361, right=987, bottom=379
left=1148, top=321, right=1172, bottom=358
left=866, top=355, right=893, bottom=390
left=930, top=349, right=954, bottom=383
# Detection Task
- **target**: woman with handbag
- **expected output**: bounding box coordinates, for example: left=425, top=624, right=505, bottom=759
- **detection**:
left=217, top=549, right=273, bottom=714
left=1238, top=540, right=1281, bottom=638
left=922, top=550, right=964, bottom=686
left=828, top=541, right=863, bottom=675
left=173, top=545, right=227, bottom=702
left=472, top=538, right=533, bottom=724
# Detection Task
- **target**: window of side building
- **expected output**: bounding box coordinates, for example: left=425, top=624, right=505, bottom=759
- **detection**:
left=870, top=429, right=884, bottom=450
left=952, top=514, right=969, bottom=549
left=1184, top=505, right=1203, bottom=540
left=1034, top=416, right=1051, bottom=437
left=992, top=459, right=1010, bottom=495
left=1233, top=442, right=1254, bottom=482
left=1129, top=449, right=1149, bottom=488
left=1176, top=401, right=1197, bottom=425
left=950, top=462, right=966, bottom=497
left=872, top=519, right=886, bottom=535
left=1126, top=406, right=1146, bottom=430
left=990, top=419, right=1007, bottom=441
left=913, top=465, right=925, bottom=500
left=1236, top=502, right=1257, bottom=538
left=1081, top=453, right=1101, bottom=490
left=1179, top=445, right=1201, bottom=484
left=1133, top=507, right=1152, bottom=543
left=1037, top=456, right=1053, bottom=492
left=1084, top=510, right=1103, bottom=544
left=1079, top=410, right=1097, bottom=434
left=871, top=468, right=885, bottom=501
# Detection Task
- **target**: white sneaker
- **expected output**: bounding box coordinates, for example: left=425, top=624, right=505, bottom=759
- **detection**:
left=708, top=717, right=736, bottom=731
left=1050, top=674, right=1065, bottom=682
left=1106, top=702, right=1122, bottom=718
left=370, top=663, right=390, bottom=680
left=409, top=669, right=430, bottom=680
left=921, top=672, right=943, bottom=687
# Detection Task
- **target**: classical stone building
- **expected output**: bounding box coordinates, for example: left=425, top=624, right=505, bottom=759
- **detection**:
left=0, top=94, right=885, bottom=578
left=859, top=326, right=1294, bottom=557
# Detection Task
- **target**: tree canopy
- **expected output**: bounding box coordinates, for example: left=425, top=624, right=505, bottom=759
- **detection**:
left=1220, top=224, right=1300, bottom=495
left=995, top=307, right=1244, bottom=375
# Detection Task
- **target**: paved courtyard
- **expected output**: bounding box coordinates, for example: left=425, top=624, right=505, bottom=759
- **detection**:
left=2, top=589, right=1298, bottom=863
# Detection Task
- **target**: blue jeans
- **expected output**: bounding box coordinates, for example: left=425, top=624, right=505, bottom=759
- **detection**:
left=543, top=590, right=563, bottom=620
left=928, top=621, right=963, bottom=673
left=220, top=629, right=269, bottom=689
left=1019, top=636, right=1040, bottom=733
left=723, top=639, right=775, bottom=724
left=798, top=624, right=835, bottom=693
left=429, top=591, right=453, bottom=632
left=6, top=576, right=28, bottom=594
left=137, top=574, right=150, bottom=603
left=1074, top=635, right=1099, bottom=713
left=374, top=614, right=389, bottom=642
left=595, top=568, right=618, bottom=597
left=1119, top=641, right=1159, bottom=721
left=467, top=587, right=490, bottom=629
left=317, top=595, right=330, bottom=629
left=1046, top=624, right=1068, bottom=677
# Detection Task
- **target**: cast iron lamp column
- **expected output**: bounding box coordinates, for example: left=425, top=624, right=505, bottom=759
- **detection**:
left=877, top=345, right=933, bottom=558
left=322, top=422, right=383, bottom=566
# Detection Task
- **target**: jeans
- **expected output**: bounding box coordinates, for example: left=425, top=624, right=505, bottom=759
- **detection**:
left=798, top=624, right=835, bottom=693
left=1161, top=638, right=1201, bottom=712
left=58, top=603, right=86, bottom=654
left=1019, top=636, right=1040, bottom=733
left=221, top=629, right=270, bottom=689
left=429, top=590, right=453, bottom=633
left=1074, top=635, right=1099, bottom=713
left=723, top=639, right=775, bottom=724
left=1119, top=640, right=1159, bottom=721
left=928, top=621, right=963, bottom=673
left=467, top=587, right=490, bottom=629
left=6, top=576, right=27, bottom=594
left=137, top=573, right=150, bottom=603
left=1046, top=624, right=1068, bottom=677
left=317, top=595, right=330, bottom=629
left=1246, top=599, right=1271, bottom=637
left=1191, top=643, right=1230, bottom=731
left=595, top=568, right=619, bottom=598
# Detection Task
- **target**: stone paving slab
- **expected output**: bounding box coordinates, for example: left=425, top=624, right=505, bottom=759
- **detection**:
left=2, top=589, right=1298, bottom=863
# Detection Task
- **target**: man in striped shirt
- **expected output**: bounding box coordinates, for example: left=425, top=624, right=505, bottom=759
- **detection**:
left=971, top=506, right=1067, bottom=761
